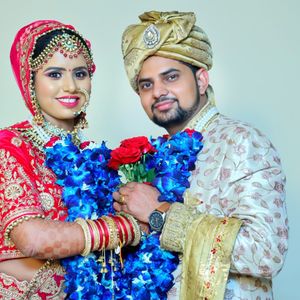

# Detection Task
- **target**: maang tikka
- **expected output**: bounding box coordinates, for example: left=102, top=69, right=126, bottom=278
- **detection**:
left=30, top=31, right=94, bottom=75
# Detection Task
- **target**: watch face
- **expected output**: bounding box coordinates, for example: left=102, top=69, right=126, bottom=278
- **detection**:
left=149, top=210, right=164, bottom=232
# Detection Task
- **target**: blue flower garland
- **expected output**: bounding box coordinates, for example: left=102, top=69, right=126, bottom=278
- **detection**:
left=45, top=138, right=121, bottom=299
left=45, top=130, right=203, bottom=299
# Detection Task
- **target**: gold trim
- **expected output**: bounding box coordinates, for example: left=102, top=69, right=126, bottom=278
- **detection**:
left=4, top=214, right=45, bottom=245
left=160, top=203, right=196, bottom=252
left=21, top=260, right=66, bottom=299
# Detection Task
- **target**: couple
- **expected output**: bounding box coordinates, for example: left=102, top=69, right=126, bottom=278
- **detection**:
left=0, top=10, right=288, bottom=300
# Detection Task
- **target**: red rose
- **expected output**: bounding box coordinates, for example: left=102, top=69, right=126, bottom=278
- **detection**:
left=108, top=146, right=142, bottom=170
left=120, top=136, right=156, bottom=154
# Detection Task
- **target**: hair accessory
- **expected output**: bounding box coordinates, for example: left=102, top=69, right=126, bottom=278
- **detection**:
left=30, top=32, right=94, bottom=75
left=60, top=33, right=79, bottom=52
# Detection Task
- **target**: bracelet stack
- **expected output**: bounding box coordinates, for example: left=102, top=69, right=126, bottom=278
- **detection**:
left=75, top=213, right=141, bottom=256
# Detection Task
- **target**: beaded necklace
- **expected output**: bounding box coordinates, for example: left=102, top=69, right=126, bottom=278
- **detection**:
left=17, top=118, right=83, bottom=152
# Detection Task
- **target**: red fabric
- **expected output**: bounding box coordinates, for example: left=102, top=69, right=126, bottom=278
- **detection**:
left=0, top=121, right=68, bottom=262
left=10, top=20, right=95, bottom=116
left=0, top=263, right=65, bottom=298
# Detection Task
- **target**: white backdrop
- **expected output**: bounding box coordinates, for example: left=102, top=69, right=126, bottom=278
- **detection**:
left=0, top=1, right=298, bottom=298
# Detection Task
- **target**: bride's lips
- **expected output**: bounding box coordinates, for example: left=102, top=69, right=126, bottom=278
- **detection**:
left=56, top=95, right=80, bottom=108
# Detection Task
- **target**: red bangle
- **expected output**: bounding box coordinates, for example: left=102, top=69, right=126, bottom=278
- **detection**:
left=114, top=215, right=128, bottom=244
left=120, top=214, right=134, bottom=244
left=98, top=218, right=110, bottom=248
left=93, top=219, right=104, bottom=250
left=112, top=215, right=125, bottom=244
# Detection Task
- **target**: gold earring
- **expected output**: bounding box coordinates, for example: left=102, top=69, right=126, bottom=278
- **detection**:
left=31, top=93, right=44, bottom=125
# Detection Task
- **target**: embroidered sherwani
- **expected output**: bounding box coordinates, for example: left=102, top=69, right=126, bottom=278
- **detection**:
left=0, top=121, right=67, bottom=299
left=162, top=88, right=288, bottom=300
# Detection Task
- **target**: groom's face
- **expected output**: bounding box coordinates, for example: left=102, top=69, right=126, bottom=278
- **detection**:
left=137, top=56, right=201, bottom=131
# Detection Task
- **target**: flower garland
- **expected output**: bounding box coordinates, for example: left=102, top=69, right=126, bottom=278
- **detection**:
left=111, top=129, right=203, bottom=299
left=45, top=129, right=203, bottom=299
left=45, top=137, right=121, bottom=298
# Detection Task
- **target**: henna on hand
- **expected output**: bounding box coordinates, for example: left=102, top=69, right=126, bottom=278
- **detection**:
left=10, top=218, right=84, bottom=259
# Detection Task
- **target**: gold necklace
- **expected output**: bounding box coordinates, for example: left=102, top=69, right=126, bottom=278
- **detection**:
left=13, top=119, right=82, bottom=152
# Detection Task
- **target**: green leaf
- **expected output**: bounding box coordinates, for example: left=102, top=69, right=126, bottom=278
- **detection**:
left=146, top=168, right=156, bottom=182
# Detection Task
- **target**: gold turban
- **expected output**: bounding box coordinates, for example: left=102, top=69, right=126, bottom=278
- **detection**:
left=122, top=11, right=213, bottom=91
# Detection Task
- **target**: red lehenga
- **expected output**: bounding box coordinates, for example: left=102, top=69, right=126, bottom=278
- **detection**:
left=0, top=121, right=68, bottom=299
left=1, top=17, right=95, bottom=298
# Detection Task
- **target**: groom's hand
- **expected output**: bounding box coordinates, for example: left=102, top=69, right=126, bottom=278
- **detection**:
left=113, top=182, right=161, bottom=224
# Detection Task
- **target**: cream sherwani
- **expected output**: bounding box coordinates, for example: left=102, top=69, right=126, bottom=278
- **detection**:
left=162, top=88, right=288, bottom=300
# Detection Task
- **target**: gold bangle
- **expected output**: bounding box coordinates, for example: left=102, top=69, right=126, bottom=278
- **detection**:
left=86, top=219, right=100, bottom=252
left=75, top=218, right=91, bottom=256
left=102, top=216, right=119, bottom=250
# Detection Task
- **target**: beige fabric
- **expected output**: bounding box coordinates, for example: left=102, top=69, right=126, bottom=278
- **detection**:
left=163, top=89, right=288, bottom=299
left=122, top=11, right=213, bottom=91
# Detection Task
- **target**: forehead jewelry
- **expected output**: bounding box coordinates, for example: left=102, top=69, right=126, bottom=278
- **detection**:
left=30, top=32, right=94, bottom=75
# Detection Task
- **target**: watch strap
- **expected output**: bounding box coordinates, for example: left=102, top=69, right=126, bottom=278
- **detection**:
left=155, top=202, right=171, bottom=213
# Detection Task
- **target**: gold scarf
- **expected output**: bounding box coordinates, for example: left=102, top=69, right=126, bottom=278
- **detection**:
left=180, top=213, right=242, bottom=299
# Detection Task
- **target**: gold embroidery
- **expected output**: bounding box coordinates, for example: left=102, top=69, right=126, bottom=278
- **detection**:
left=161, top=194, right=242, bottom=299
left=0, top=129, right=67, bottom=262
left=161, top=203, right=197, bottom=252
left=3, top=169, right=12, bottom=180
left=23, top=260, right=66, bottom=299
left=39, top=192, right=54, bottom=211
left=0, top=149, right=5, bottom=159
left=0, top=272, right=28, bottom=299
left=11, top=137, right=22, bottom=147
left=180, top=215, right=242, bottom=300
left=4, top=183, right=24, bottom=200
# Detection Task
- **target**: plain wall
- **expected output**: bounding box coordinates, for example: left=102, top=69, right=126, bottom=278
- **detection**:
left=0, top=1, right=298, bottom=298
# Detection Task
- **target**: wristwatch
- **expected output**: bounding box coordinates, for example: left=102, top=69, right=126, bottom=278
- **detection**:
left=148, top=202, right=171, bottom=232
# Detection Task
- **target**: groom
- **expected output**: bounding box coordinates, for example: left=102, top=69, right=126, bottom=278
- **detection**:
left=114, top=11, right=288, bottom=299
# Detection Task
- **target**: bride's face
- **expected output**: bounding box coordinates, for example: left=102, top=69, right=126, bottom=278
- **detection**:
left=34, top=51, right=91, bottom=130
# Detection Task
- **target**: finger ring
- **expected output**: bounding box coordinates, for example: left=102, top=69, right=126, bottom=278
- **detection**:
left=120, top=194, right=126, bottom=205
